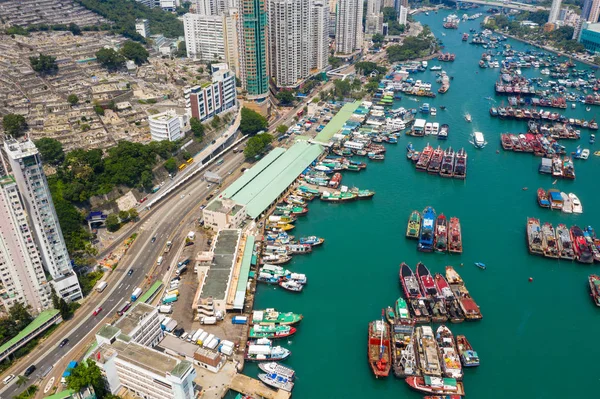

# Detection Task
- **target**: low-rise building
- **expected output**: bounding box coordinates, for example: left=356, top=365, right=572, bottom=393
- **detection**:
left=184, top=63, right=237, bottom=122
left=203, top=198, right=247, bottom=231
left=149, top=110, right=184, bottom=142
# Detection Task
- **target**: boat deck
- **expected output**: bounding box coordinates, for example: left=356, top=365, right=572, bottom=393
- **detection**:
left=228, top=374, right=291, bottom=399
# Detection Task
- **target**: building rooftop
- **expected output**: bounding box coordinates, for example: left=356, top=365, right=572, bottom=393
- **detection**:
left=222, top=141, right=324, bottom=218
left=0, top=175, right=15, bottom=187
left=97, top=340, right=182, bottom=376
left=314, top=101, right=360, bottom=142
left=96, top=324, right=121, bottom=340
left=4, top=139, right=39, bottom=160
left=234, top=235, right=255, bottom=310
left=201, top=229, right=240, bottom=300
left=0, top=310, right=60, bottom=355
left=114, top=302, right=156, bottom=336
left=584, top=22, right=600, bottom=33
left=158, top=334, right=198, bottom=358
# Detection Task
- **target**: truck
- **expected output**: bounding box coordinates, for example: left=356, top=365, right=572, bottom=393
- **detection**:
left=162, top=294, right=178, bottom=304
left=202, top=334, right=215, bottom=348
left=206, top=337, right=220, bottom=350
left=96, top=281, right=108, bottom=293
left=200, top=316, right=217, bottom=325
left=197, top=331, right=209, bottom=345
left=164, top=241, right=172, bottom=253
left=192, top=329, right=204, bottom=342
left=164, top=319, right=177, bottom=332
left=61, top=361, right=78, bottom=383
left=177, top=259, right=190, bottom=268
left=231, top=316, right=248, bottom=325
left=159, top=305, right=172, bottom=314
left=131, top=287, right=143, bottom=302
left=166, top=289, right=179, bottom=296
left=175, top=265, right=187, bottom=276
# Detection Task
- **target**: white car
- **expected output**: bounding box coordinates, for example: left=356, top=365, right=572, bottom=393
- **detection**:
left=3, top=374, right=14, bottom=385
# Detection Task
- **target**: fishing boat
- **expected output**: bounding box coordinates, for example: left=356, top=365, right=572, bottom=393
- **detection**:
left=470, top=131, right=487, bottom=148
left=385, top=306, right=396, bottom=325
left=445, top=266, right=482, bottom=321
left=279, top=280, right=304, bottom=292
left=258, top=265, right=289, bottom=284
left=448, top=217, right=462, bottom=254
left=436, top=325, right=463, bottom=380
left=418, top=207, right=436, bottom=252
left=556, top=224, right=575, bottom=260
left=434, top=214, right=448, bottom=253
left=406, top=376, right=465, bottom=396
left=368, top=314, right=392, bottom=378
left=526, top=217, right=544, bottom=256
left=396, top=297, right=414, bottom=326
left=399, top=263, right=431, bottom=323
left=439, top=147, right=455, bottom=177
left=537, top=188, right=550, bottom=208
left=439, top=124, right=449, bottom=140
left=258, top=363, right=295, bottom=380
left=571, top=226, right=594, bottom=264
left=424, top=396, right=462, bottom=399
left=417, top=262, right=439, bottom=298
left=258, top=372, right=294, bottom=392
left=416, top=144, right=434, bottom=171
left=252, top=309, right=303, bottom=325
left=298, top=236, right=325, bottom=246
left=589, top=275, right=600, bottom=306
left=415, top=326, right=442, bottom=377
left=464, top=113, right=472, bottom=122
left=320, top=190, right=357, bottom=202
left=435, top=273, right=464, bottom=323
left=406, top=210, right=421, bottom=239
left=453, top=148, right=467, bottom=179
left=456, top=335, right=480, bottom=367
left=427, top=147, right=444, bottom=174
left=284, top=244, right=312, bottom=255
left=541, top=223, right=559, bottom=259
left=249, top=324, right=296, bottom=339
left=390, top=304, right=416, bottom=378
left=583, top=227, right=600, bottom=263
left=245, top=339, right=291, bottom=361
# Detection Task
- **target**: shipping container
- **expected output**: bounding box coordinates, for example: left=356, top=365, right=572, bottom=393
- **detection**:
left=167, top=289, right=179, bottom=296
left=198, top=331, right=209, bottom=344
left=203, top=334, right=215, bottom=347
left=231, top=316, right=248, bottom=325
left=220, top=340, right=234, bottom=348
left=219, top=345, right=233, bottom=356
left=200, top=316, right=217, bottom=325
left=206, top=337, right=220, bottom=350
left=192, top=329, right=204, bottom=342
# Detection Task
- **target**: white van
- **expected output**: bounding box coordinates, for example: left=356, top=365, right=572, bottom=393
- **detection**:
left=3, top=374, right=15, bottom=385
left=157, top=256, right=164, bottom=265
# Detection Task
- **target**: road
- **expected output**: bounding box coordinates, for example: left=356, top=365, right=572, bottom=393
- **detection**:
left=448, top=0, right=546, bottom=12
left=0, top=151, right=245, bottom=399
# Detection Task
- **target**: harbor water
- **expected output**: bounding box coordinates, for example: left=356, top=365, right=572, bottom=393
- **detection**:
left=248, top=9, right=600, bottom=398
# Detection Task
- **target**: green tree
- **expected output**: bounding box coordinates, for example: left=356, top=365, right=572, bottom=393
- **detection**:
left=50, top=287, right=60, bottom=310
left=175, top=41, right=186, bottom=57
left=328, top=56, right=343, bottom=68
left=140, top=170, right=153, bottom=190
left=276, top=90, right=295, bottom=105
left=164, top=157, right=177, bottom=173
left=68, top=23, right=82, bottom=35
left=333, top=79, right=352, bottom=98
left=372, top=33, right=384, bottom=46
left=58, top=297, right=71, bottom=320
left=66, top=359, right=107, bottom=397
left=239, top=107, right=267, bottom=135
left=276, top=125, right=288, bottom=134
left=67, top=94, right=79, bottom=106
left=106, top=214, right=120, bottom=232
left=118, top=210, right=130, bottom=222
left=35, top=138, right=64, bottom=165
left=29, top=54, right=58, bottom=74
left=95, top=48, right=126, bottom=70
left=243, top=133, right=273, bottom=159
left=128, top=208, right=139, bottom=220
left=120, top=40, right=149, bottom=65
left=16, top=375, right=28, bottom=388
left=211, top=114, right=221, bottom=129
left=3, top=114, right=28, bottom=137
left=93, top=105, right=105, bottom=116
left=190, top=117, right=205, bottom=139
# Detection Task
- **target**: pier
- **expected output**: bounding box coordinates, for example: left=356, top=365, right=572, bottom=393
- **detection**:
left=228, top=374, right=291, bottom=399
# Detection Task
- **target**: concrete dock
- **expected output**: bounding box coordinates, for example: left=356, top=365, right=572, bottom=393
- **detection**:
left=228, top=374, right=291, bottom=399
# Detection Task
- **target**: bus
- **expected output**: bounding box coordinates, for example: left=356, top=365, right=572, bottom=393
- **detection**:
left=117, top=301, right=131, bottom=316
left=138, top=281, right=164, bottom=304
left=216, top=159, right=224, bottom=166
left=178, top=164, right=187, bottom=171
left=186, top=158, right=194, bottom=164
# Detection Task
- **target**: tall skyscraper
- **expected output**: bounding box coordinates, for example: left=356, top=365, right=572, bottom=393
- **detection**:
left=365, top=0, right=383, bottom=35
left=268, top=0, right=329, bottom=88
left=335, top=0, right=364, bottom=54
left=0, top=174, right=52, bottom=313
left=590, top=0, right=600, bottom=23
left=183, top=13, right=226, bottom=61
left=238, top=0, right=269, bottom=97
left=3, top=139, right=82, bottom=304
left=192, top=0, right=233, bottom=14
left=548, top=0, right=562, bottom=23
left=582, top=0, right=593, bottom=21
left=398, top=5, right=408, bottom=25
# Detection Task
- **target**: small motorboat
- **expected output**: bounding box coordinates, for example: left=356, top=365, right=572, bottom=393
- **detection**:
left=464, top=113, right=472, bottom=123
left=590, top=134, right=595, bottom=144
left=474, top=262, right=486, bottom=270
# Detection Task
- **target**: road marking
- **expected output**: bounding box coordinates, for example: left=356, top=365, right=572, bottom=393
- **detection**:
left=118, top=283, right=123, bottom=289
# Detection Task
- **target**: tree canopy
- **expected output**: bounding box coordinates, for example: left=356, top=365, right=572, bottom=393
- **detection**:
left=73, top=0, right=184, bottom=40
left=355, top=61, right=386, bottom=76
left=276, top=90, right=295, bottom=106
left=386, top=36, right=434, bottom=62
left=0, top=303, right=33, bottom=347
left=190, top=117, right=205, bottom=140
left=244, top=133, right=273, bottom=159
left=95, top=48, right=126, bottom=70
left=120, top=41, right=149, bottom=65
left=2, top=114, right=27, bottom=137
left=66, top=359, right=108, bottom=397
left=35, top=138, right=65, bottom=165
left=29, top=54, right=58, bottom=74
left=328, top=56, right=343, bottom=69
left=239, top=107, right=268, bottom=135
left=67, top=94, right=79, bottom=106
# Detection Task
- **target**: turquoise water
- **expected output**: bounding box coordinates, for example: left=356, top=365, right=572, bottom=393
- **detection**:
left=248, top=9, right=600, bottom=398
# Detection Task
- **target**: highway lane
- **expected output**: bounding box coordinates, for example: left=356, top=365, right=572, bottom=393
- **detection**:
left=1, top=151, right=245, bottom=398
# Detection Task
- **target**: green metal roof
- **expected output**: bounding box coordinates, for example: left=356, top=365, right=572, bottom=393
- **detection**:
left=0, top=310, right=60, bottom=355
left=314, top=101, right=360, bottom=142
left=138, top=280, right=164, bottom=304
left=233, top=235, right=255, bottom=310
left=44, top=389, right=75, bottom=399
left=226, top=142, right=323, bottom=218
left=222, top=147, right=286, bottom=199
